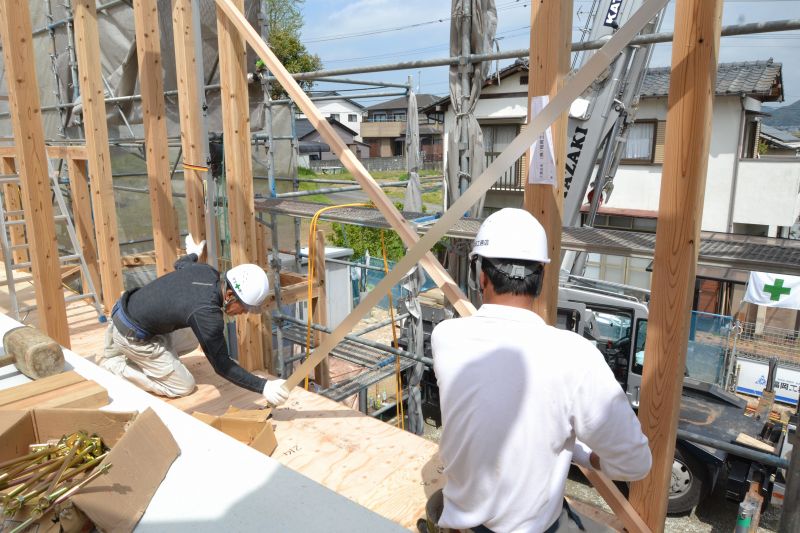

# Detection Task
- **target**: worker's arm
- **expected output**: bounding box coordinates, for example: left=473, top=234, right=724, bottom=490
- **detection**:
left=188, top=306, right=268, bottom=394
left=571, top=340, right=652, bottom=481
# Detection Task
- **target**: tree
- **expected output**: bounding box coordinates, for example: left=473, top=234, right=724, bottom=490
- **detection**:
left=259, top=0, right=322, bottom=99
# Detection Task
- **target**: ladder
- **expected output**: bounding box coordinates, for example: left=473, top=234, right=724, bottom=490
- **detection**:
left=0, top=165, right=105, bottom=322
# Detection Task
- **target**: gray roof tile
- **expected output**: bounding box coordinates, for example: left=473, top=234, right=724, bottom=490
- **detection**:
left=640, top=60, right=782, bottom=99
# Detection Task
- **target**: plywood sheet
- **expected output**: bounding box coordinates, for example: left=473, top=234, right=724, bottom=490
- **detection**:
left=168, top=354, right=443, bottom=529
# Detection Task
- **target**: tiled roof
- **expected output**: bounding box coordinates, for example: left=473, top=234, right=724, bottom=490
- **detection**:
left=367, top=94, right=440, bottom=111
left=639, top=60, right=782, bottom=99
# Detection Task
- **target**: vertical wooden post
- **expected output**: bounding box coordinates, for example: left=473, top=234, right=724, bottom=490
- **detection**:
left=779, top=427, right=800, bottom=533
left=172, top=0, right=208, bottom=245
left=0, top=0, right=70, bottom=346
left=216, top=0, right=265, bottom=371
left=72, top=0, right=124, bottom=314
left=0, top=156, right=28, bottom=268
left=133, top=0, right=179, bottom=275
left=313, top=230, right=330, bottom=389
left=628, top=0, right=723, bottom=529
left=255, top=222, right=273, bottom=371
left=67, top=158, right=102, bottom=302
left=524, top=0, right=572, bottom=324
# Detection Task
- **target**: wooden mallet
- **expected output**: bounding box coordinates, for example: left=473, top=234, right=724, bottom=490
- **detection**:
left=1, top=326, right=65, bottom=380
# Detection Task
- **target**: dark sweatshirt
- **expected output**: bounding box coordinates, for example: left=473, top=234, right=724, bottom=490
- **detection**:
left=119, top=254, right=266, bottom=393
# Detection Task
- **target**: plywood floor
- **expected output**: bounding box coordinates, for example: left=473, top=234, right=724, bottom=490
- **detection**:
left=0, top=277, right=443, bottom=530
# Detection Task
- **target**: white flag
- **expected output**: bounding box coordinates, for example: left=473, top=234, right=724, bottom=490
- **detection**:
left=743, top=272, right=800, bottom=310
left=528, top=95, right=556, bottom=186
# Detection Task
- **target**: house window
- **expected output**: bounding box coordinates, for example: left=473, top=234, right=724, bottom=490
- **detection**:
left=520, top=75, right=529, bottom=85
left=330, top=113, right=340, bottom=122
left=584, top=254, right=652, bottom=290
left=372, top=112, right=387, bottom=122
left=348, top=114, right=358, bottom=122
left=621, top=121, right=656, bottom=163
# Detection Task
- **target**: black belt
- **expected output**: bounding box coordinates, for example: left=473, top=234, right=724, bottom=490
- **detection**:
left=472, top=500, right=584, bottom=533
left=111, top=301, right=153, bottom=341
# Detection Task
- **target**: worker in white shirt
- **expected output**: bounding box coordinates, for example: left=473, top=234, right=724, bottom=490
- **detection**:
left=426, top=208, right=651, bottom=533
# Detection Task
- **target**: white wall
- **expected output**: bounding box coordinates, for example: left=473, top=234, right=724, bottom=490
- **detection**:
left=605, top=96, right=743, bottom=232
left=733, top=160, right=800, bottom=226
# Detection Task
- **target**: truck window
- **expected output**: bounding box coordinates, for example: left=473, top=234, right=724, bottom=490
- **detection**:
left=557, top=309, right=580, bottom=333
left=588, top=309, right=632, bottom=388
left=632, top=319, right=647, bottom=375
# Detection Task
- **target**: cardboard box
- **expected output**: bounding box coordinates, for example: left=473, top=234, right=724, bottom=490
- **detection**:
left=192, top=407, right=277, bottom=456
left=0, top=408, right=179, bottom=533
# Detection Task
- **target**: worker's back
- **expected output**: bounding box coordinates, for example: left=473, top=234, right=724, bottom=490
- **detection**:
left=124, top=257, right=222, bottom=336
left=431, top=303, right=650, bottom=532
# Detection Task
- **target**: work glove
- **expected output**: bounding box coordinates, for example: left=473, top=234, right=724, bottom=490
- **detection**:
left=185, top=234, right=206, bottom=257
left=263, top=379, right=289, bottom=407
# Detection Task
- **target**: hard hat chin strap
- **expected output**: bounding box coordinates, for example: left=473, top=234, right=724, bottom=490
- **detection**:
left=468, top=256, right=484, bottom=295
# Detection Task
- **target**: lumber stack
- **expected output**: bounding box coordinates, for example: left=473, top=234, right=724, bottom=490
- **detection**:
left=0, top=371, right=108, bottom=410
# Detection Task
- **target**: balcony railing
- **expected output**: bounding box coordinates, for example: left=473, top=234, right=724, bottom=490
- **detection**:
left=486, top=153, right=524, bottom=191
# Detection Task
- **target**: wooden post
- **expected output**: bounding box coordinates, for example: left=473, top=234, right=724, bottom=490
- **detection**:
left=216, top=0, right=265, bottom=371
left=523, top=0, right=572, bottom=324
left=255, top=222, right=273, bottom=371
left=312, top=230, right=330, bottom=389
left=628, top=0, right=724, bottom=529
left=72, top=0, right=124, bottom=314
left=0, top=156, right=28, bottom=269
left=172, top=0, right=208, bottom=246
left=133, top=0, right=179, bottom=275
left=0, top=0, right=70, bottom=346
left=66, top=158, right=102, bottom=302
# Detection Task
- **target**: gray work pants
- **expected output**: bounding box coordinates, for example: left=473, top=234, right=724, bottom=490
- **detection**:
left=101, top=323, right=196, bottom=398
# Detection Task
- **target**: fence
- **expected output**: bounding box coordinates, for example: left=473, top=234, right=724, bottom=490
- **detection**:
left=309, top=157, right=442, bottom=173
left=350, top=256, right=436, bottom=310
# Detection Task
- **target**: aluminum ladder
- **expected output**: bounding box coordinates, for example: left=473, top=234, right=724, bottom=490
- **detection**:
left=0, top=166, right=105, bottom=322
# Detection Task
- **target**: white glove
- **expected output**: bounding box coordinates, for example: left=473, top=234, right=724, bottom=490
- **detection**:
left=185, top=234, right=206, bottom=257
left=263, top=379, right=289, bottom=407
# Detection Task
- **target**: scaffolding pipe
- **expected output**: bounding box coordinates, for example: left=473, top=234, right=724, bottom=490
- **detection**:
left=276, top=180, right=410, bottom=198
left=31, top=0, right=126, bottom=36
left=676, top=429, right=789, bottom=469
left=324, top=257, right=394, bottom=273
left=270, top=91, right=407, bottom=105
left=354, top=312, right=410, bottom=335
left=275, top=312, right=434, bottom=366
left=312, top=76, right=411, bottom=89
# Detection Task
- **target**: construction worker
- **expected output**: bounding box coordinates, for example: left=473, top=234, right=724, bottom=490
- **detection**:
left=100, top=235, right=289, bottom=406
left=426, top=208, right=651, bottom=533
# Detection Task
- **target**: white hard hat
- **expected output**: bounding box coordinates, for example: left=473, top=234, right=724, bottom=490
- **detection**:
left=469, top=208, right=550, bottom=263
left=226, top=264, right=270, bottom=307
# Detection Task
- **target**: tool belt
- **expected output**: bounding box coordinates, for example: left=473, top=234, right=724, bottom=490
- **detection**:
left=111, top=300, right=153, bottom=341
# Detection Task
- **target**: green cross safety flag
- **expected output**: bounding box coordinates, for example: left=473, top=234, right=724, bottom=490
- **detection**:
left=744, top=272, right=800, bottom=310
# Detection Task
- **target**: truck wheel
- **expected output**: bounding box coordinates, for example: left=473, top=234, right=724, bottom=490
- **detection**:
left=668, top=447, right=708, bottom=514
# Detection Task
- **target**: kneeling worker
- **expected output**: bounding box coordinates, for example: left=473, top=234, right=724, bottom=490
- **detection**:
left=101, top=235, right=289, bottom=406
left=429, top=208, right=651, bottom=532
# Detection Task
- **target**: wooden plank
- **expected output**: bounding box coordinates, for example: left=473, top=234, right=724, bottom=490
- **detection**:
left=524, top=0, right=571, bottom=325
left=213, top=0, right=474, bottom=319
left=0, top=380, right=108, bottom=410
left=67, top=158, right=102, bottom=303
left=735, top=433, right=776, bottom=454
left=564, top=497, right=625, bottom=532
left=580, top=466, right=651, bottom=533
left=0, top=156, right=28, bottom=269
left=121, top=251, right=157, bottom=267
left=72, top=0, right=124, bottom=314
left=171, top=0, right=208, bottom=245
left=132, top=0, right=179, bottom=276
left=312, top=230, right=330, bottom=388
left=0, top=0, right=70, bottom=347
left=0, top=146, right=87, bottom=160
left=0, top=371, right=84, bottom=406
left=216, top=0, right=264, bottom=371
left=628, top=0, right=724, bottom=529
left=167, top=353, right=442, bottom=529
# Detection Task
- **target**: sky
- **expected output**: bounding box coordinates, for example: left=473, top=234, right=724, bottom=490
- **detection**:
left=298, top=0, right=800, bottom=108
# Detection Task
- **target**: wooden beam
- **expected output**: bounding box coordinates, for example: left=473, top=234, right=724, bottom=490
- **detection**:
left=171, top=0, right=208, bottom=245
left=579, top=466, right=651, bottom=533
left=67, top=158, right=102, bottom=302
left=524, top=0, right=571, bottom=325
left=133, top=0, right=179, bottom=275
left=216, top=0, right=264, bottom=371
left=213, top=0, right=474, bottom=318
left=312, top=230, right=330, bottom=388
left=0, top=0, right=70, bottom=347
left=0, top=145, right=86, bottom=160
left=0, top=156, right=28, bottom=269
left=628, top=0, right=724, bottom=529
left=255, top=222, right=273, bottom=371
left=564, top=497, right=624, bottom=532
left=72, top=0, right=124, bottom=314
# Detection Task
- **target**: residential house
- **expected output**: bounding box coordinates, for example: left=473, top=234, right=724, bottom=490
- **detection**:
left=428, top=58, right=800, bottom=328
left=297, top=92, right=366, bottom=140
left=296, top=117, right=369, bottom=165
left=361, top=94, right=444, bottom=160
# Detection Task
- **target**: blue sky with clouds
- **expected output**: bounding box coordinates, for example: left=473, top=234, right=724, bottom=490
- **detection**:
left=299, top=0, right=800, bottom=107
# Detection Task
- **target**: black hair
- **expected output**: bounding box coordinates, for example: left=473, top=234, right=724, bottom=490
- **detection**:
left=481, top=258, right=544, bottom=297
